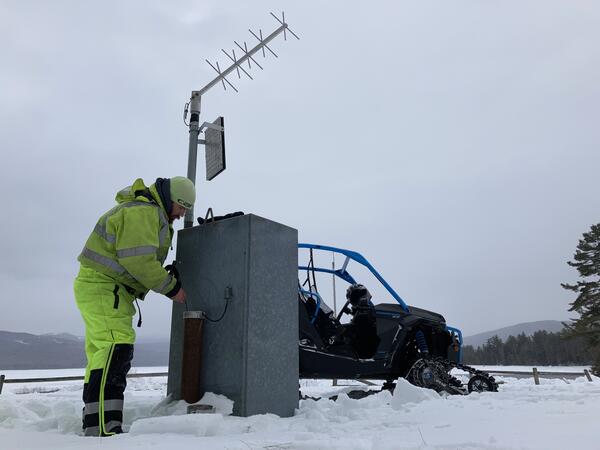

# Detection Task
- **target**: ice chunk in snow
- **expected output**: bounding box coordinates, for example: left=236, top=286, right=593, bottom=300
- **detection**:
left=129, top=392, right=233, bottom=436
left=148, top=392, right=234, bottom=417
left=390, top=378, right=439, bottom=409
left=131, top=391, right=235, bottom=434
left=198, top=392, right=234, bottom=416
left=129, top=413, right=225, bottom=436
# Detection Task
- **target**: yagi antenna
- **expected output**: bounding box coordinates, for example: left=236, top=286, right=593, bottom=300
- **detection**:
left=183, top=12, right=299, bottom=228
left=198, top=11, right=299, bottom=95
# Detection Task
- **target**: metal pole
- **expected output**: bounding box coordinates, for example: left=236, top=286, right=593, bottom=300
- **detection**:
left=0, top=374, right=4, bottom=395
left=332, top=253, right=337, bottom=315
left=185, top=92, right=202, bottom=228
left=332, top=253, right=337, bottom=387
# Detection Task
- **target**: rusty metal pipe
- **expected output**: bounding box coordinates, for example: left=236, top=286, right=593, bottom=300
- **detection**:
left=181, top=311, right=205, bottom=403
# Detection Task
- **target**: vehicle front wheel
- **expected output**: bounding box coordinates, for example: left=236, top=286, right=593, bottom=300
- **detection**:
left=467, top=374, right=497, bottom=393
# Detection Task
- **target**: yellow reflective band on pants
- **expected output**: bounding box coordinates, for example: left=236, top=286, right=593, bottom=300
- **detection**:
left=74, top=266, right=135, bottom=436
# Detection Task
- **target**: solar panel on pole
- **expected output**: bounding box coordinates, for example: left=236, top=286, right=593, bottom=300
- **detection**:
left=204, top=116, right=226, bottom=181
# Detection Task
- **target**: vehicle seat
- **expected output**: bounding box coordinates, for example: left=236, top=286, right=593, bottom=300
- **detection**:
left=298, top=296, right=326, bottom=349
left=299, top=295, right=347, bottom=348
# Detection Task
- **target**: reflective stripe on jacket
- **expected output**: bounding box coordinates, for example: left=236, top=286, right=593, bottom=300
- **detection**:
left=78, top=178, right=178, bottom=299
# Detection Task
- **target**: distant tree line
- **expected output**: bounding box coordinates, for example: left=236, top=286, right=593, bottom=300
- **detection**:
left=462, top=331, right=592, bottom=366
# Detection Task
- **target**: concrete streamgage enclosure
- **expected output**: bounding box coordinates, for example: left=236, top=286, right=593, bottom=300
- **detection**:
left=167, top=214, right=299, bottom=417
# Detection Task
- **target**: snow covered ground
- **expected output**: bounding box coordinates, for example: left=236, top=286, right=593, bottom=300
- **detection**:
left=1, top=366, right=598, bottom=449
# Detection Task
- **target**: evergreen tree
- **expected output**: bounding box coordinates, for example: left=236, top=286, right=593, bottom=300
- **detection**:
left=462, top=345, right=479, bottom=364
left=504, top=335, right=518, bottom=364
left=485, top=335, right=504, bottom=364
left=561, top=223, right=600, bottom=375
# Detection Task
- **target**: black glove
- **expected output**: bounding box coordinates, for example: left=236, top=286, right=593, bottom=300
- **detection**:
left=165, top=261, right=180, bottom=280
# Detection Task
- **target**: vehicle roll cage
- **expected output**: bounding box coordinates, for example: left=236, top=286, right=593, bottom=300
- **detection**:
left=298, top=243, right=410, bottom=313
left=298, top=243, right=463, bottom=361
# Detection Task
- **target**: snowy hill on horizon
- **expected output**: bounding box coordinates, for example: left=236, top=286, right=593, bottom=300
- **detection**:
left=463, top=320, right=565, bottom=348
left=0, top=330, right=168, bottom=370
left=1, top=320, right=566, bottom=370
left=1, top=321, right=568, bottom=369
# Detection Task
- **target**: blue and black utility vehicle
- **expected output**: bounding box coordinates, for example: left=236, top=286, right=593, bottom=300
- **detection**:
left=298, top=244, right=498, bottom=395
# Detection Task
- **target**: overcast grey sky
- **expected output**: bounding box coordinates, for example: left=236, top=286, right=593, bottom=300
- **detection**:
left=1, top=0, right=598, bottom=340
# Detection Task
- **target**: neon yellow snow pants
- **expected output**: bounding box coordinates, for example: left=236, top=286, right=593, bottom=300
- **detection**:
left=74, top=266, right=136, bottom=436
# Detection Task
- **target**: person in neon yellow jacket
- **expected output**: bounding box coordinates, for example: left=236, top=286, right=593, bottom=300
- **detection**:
left=74, top=176, right=195, bottom=436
